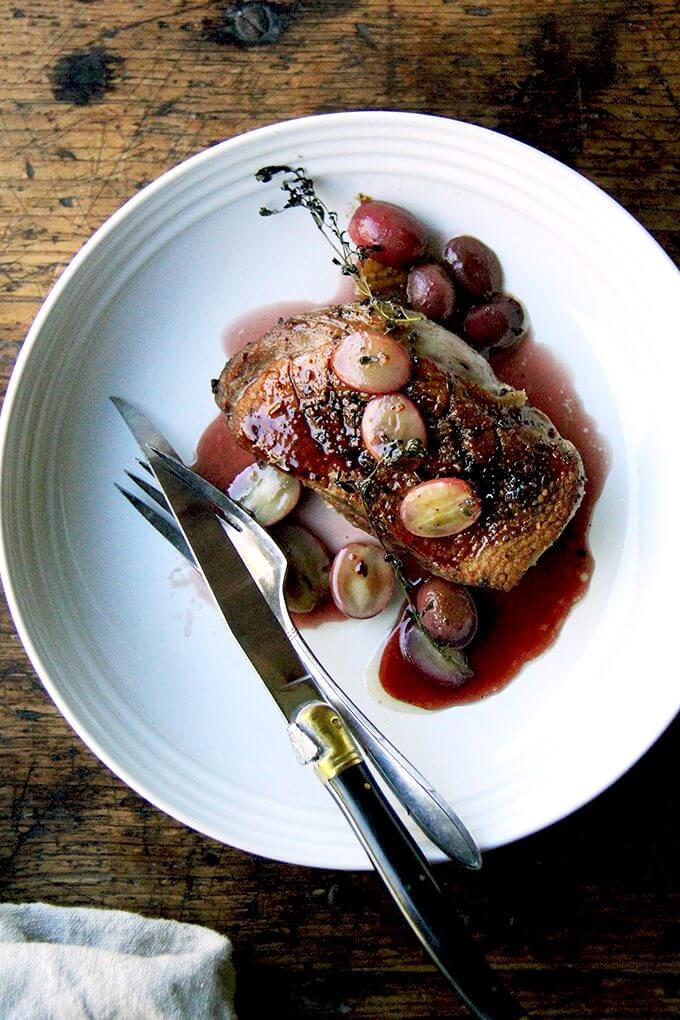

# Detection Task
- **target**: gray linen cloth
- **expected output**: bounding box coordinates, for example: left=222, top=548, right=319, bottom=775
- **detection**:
left=0, top=903, right=236, bottom=1019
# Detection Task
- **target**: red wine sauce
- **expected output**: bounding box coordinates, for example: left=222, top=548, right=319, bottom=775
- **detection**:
left=379, top=335, right=610, bottom=709
left=222, top=300, right=316, bottom=357
left=221, top=277, right=356, bottom=356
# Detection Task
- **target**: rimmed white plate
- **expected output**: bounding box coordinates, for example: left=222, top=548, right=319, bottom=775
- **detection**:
left=1, top=112, right=678, bottom=869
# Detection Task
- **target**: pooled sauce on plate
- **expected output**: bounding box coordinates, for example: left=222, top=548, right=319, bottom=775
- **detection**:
left=379, top=335, right=609, bottom=709
left=222, top=300, right=318, bottom=357
left=193, top=413, right=255, bottom=491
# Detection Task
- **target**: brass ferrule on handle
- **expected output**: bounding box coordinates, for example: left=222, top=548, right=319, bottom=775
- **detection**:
left=291, top=702, right=362, bottom=781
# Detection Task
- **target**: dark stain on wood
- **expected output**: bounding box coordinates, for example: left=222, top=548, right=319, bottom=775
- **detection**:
left=497, top=13, right=619, bottom=161
left=16, top=708, right=41, bottom=720
left=202, top=2, right=289, bottom=46
left=51, top=46, right=122, bottom=105
left=355, top=22, right=377, bottom=47
left=155, top=100, right=177, bottom=116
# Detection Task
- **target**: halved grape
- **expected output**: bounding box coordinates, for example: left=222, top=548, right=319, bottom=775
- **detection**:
left=463, top=297, right=525, bottom=349
left=348, top=200, right=429, bottom=268
left=416, top=579, right=477, bottom=647
left=228, top=463, right=301, bottom=526
left=399, top=614, right=472, bottom=686
left=274, top=523, right=330, bottom=615
left=442, top=236, right=503, bottom=299
left=361, top=394, right=427, bottom=461
left=332, top=330, right=412, bottom=394
left=399, top=478, right=481, bottom=538
left=406, top=264, right=455, bottom=322
left=329, top=542, right=396, bottom=619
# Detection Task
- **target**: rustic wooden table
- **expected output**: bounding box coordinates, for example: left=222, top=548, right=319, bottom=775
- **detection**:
left=1, top=2, right=678, bottom=1017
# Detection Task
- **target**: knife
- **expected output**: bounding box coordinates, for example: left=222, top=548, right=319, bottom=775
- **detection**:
left=111, top=398, right=528, bottom=1019
left=150, top=456, right=527, bottom=1020
left=111, top=398, right=481, bottom=870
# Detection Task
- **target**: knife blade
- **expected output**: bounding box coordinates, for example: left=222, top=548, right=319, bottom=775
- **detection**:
left=111, top=397, right=319, bottom=722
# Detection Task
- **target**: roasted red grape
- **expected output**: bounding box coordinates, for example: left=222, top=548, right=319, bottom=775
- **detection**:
left=416, top=579, right=477, bottom=647
left=399, top=478, right=481, bottom=538
left=274, top=523, right=330, bottom=615
left=228, top=463, right=301, bottom=526
left=463, top=297, right=525, bottom=349
left=330, top=542, right=396, bottom=618
left=398, top=614, right=471, bottom=686
left=348, top=200, right=429, bottom=268
left=406, top=264, right=455, bottom=322
left=361, top=394, right=427, bottom=461
left=442, top=236, right=503, bottom=299
left=332, top=329, right=412, bottom=394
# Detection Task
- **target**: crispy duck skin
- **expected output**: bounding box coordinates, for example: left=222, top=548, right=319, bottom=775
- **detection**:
left=214, top=304, right=585, bottom=590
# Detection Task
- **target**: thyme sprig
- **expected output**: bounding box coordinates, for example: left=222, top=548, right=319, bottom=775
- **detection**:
left=256, top=164, right=364, bottom=278
left=256, top=165, right=423, bottom=331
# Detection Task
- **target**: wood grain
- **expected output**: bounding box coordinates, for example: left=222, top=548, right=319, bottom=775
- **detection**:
left=0, top=1, right=678, bottom=1016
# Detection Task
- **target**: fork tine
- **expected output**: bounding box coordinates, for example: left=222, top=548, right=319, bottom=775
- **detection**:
left=148, top=449, right=253, bottom=531
left=115, top=483, right=197, bottom=567
left=147, top=451, right=291, bottom=576
left=125, top=470, right=171, bottom=513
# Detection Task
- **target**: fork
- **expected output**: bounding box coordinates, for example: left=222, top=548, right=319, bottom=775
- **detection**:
left=115, top=423, right=481, bottom=869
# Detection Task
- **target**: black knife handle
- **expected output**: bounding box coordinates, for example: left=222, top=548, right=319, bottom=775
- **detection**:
left=326, top=762, right=529, bottom=1020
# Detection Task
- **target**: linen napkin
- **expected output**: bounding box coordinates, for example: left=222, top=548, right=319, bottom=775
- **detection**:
left=0, top=902, right=236, bottom=1019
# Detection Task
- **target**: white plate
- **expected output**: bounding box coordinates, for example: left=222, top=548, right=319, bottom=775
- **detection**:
left=1, top=113, right=678, bottom=869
